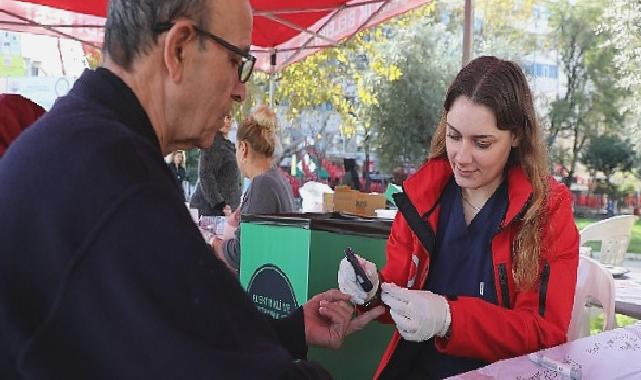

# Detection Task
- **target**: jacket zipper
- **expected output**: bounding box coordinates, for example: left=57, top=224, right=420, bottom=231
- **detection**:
left=498, top=263, right=510, bottom=309
left=538, top=262, right=550, bottom=316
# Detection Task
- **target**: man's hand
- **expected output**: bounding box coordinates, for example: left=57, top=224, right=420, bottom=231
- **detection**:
left=211, top=238, right=237, bottom=275
left=303, top=289, right=385, bottom=349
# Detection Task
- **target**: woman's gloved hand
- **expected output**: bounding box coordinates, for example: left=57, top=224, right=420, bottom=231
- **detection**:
left=337, top=254, right=379, bottom=305
left=381, top=282, right=451, bottom=342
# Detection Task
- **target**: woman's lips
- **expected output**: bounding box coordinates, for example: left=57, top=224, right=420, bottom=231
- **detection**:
left=455, top=167, right=477, bottom=178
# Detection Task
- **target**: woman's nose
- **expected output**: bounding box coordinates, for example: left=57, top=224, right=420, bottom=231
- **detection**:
left=455, top=140, right=474, bottom=164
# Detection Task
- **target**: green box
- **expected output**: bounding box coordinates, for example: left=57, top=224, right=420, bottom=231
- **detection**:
left=240, top=213, right=394, bottom=379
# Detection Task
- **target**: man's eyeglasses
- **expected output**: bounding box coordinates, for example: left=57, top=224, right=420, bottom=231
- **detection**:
left=153, top=22, right=255, bottom=83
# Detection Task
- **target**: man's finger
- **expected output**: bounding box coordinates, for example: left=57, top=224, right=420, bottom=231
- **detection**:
left=320, top=288, right=352, bottom=303
left=319, top=302, right=353, bottom=327
left=347, top=305, right=385, bottom=334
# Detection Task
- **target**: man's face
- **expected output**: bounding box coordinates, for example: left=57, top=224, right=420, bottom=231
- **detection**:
left=168, top=0, right=252, bottom=150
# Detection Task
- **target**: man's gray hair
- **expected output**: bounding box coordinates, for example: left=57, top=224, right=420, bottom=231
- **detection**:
left=104, top=0, right=210, bottom=70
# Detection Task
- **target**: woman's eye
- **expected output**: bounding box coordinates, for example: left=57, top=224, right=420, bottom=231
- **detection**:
left=446, top=134, right=461, bottom=141
left=476, top=141, right=491, bottom=149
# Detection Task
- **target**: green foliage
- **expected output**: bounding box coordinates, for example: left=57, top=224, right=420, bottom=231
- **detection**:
left=582, top=135, right=635, bottom=179
left=546, top=0, right=629, bottom=185
left=370, top=20, right=459, bottom=171
left=590, top=314, right=638, bottom=336
left=599, top=0, right=641, bottom=148
left=582, top=134, right=635, bottom=199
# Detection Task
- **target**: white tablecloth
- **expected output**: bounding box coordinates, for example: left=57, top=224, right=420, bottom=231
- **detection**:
left=448, top=323, right=641, bottom=379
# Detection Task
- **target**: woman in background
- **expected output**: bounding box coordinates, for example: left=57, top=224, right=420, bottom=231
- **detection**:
left=167, top=150, right=186, bottom=198
left=212, top=106, right=294, bottom=274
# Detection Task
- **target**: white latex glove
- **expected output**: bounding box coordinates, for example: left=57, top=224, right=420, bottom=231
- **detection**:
left=381, top=282, right=451, bottom=342
left=337, top=254, right=379, bottom=305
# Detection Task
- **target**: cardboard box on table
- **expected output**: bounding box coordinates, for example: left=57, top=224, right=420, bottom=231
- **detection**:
left=322, top=186, right=387, bottom=217
left=240, top=213, right=394, bottom=379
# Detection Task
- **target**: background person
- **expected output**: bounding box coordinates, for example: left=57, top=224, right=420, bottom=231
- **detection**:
left=0, top=1, right=382, bottom=378
left=341, top=158, right=361, bottom=191
left=338, top=56, right=579, bottom=379
left=190, top=112, right=242, bottom=215
left=167, top=150, right=187, bottom=197
left=212, top=105, right=295, bottom=273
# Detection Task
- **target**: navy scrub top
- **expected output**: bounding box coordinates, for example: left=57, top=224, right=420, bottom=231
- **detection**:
left=410, top=178, right=508, bottom=380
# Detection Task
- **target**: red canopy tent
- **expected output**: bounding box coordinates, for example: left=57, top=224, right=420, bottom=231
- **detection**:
left=0, top=0, right=432, bottom=72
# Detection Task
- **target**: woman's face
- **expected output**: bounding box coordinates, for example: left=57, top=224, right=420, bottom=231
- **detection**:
left=173, top=152, right=184, bottom=165
left=221, top=115, right=232, bottom=135
left=445, top=96, right=516, bottom=191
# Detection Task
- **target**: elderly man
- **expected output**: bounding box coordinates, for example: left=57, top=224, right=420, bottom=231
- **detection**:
left=0, top=0, right=382, bottom=378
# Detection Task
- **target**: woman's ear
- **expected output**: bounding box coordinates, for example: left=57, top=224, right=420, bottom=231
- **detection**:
left=511, top=133, right=519, bottom=148
left=239, top=141, right=249, bottom=159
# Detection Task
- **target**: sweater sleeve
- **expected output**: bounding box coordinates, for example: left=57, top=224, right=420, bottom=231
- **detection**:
left=19, top=184, right=311, bottom=379
left=198, top=141, right=225, bottom=206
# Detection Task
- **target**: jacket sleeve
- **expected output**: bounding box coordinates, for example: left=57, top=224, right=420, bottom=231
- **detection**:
left=373, top=212, right=418, bottom=324
left=435, top=186, right=579, bottom=362
left=199, top=143, right=225, bottom=206
left=268, top=307, right=308, bottom=359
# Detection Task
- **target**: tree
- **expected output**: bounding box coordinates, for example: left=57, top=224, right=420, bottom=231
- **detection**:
left=545, top=0, right=628, bottom=186
left=370, top=21, right=459, bottom=171
left=581, top=134, right=635, bottom=199
left=599, top=0, right=641, bottom=148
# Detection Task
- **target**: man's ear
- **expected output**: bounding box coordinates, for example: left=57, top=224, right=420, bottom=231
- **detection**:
left=163, top=21, right=197, bottom=82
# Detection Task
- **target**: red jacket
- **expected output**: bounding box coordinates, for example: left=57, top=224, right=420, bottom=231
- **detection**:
left=0, top=94, right=45, bottom=157
left=375, top=158, right=579, bottom=378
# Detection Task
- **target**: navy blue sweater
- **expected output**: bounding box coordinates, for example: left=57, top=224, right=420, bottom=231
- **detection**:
left=0, top=68, right=314, bottom=379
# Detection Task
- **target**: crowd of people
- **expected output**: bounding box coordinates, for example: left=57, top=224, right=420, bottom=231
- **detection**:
left=0, top=0, right=579, bottom=379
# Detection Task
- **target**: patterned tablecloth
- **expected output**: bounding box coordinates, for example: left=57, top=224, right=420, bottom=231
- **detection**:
left=448, top=323, right=641, bottom=379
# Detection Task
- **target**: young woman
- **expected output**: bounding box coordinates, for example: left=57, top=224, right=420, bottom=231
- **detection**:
left=212, top=106, right=294, bottom=274
left=167, top=150, right=186, bottom=198
left=338, top=56, right=579, bottom=379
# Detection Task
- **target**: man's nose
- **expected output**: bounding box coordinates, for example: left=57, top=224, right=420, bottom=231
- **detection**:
left=231, top=80, right=246, bottom=103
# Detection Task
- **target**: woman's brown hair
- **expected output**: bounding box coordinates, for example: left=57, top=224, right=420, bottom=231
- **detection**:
left=430, top=56, right=550, bottom=290
left=237, top=105, right=277, bottom=158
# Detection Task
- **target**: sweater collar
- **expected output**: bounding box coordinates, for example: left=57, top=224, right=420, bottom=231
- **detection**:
left=70, top=68, right=160, bottom=153
left=403, top=157, right=532, bottom=227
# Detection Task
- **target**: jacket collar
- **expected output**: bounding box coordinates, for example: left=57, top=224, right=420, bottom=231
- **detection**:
left=403, top=157, right=532, bottom=227
left=70, top=68, right=161, bottom=154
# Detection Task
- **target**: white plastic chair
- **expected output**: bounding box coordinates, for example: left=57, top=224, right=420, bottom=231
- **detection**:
left=579, top=215, right=638, bottom=266
left=567, top=256, right=617, bottom=341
